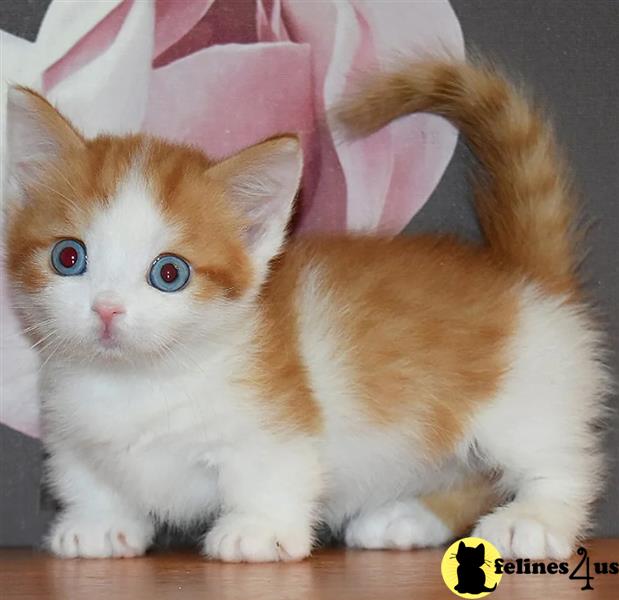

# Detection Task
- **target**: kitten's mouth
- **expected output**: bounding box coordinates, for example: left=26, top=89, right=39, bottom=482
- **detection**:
left=100, top=336, right=120, bottom=349
left=99, top=325, right=120, bottom=348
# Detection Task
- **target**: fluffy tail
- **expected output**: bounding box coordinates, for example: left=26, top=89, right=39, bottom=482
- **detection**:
left=335, top=59, right=580, bottom=296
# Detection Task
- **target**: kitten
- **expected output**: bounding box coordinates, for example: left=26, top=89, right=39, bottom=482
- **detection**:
left=454, top=541, right=497, bottom=594
left=4, top=58, right=608, bottom=562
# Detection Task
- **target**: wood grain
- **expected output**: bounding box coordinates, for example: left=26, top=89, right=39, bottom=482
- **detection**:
left=1, top=539, right=617, bottom=599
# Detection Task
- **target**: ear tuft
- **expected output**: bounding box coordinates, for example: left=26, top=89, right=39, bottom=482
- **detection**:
left=209, top=135, right=303, bottom=283
left=5, top=86, right=84, bottom=203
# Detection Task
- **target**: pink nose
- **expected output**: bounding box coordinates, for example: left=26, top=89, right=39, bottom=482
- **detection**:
left=92, top=302, right=126, bottom=327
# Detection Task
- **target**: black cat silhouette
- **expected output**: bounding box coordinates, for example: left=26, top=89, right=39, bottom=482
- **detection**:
left=454, top=541, right=497, bottom=594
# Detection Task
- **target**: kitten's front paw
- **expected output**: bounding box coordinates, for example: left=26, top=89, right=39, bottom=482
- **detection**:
left=48, top=513, right=154, bottom=558
left=473, top=508, right=573, bottom=559
left=204, top=514, right=312, bottom=562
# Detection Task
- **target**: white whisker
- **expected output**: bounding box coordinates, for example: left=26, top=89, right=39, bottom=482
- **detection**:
left=39, top=336, right=65, bottom=370
left=29, top=329, right=57, bottom=351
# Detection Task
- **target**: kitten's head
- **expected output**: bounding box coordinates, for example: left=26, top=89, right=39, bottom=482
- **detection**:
left=456, top=541, right=486, bottom=567
left=4, top=87, right=302, bottom=364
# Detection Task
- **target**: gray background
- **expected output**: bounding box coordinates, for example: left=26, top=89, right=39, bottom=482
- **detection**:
left=1, top=0, right=617, bottom=546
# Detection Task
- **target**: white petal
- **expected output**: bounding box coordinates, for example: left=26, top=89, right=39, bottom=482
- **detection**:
left=33, top=0, right=123, bottom=73
left=47, top=0, right=154, bottom=137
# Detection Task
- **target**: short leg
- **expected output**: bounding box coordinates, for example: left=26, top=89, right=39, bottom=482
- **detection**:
left=472, top=398, right=603, bottom=559
left=203, top=436, right=322, bottom=562
left=470, top=295, right=607, bottom=559
left=472, top=416, right=602, bottom=560
left=46, top=451, right=154, bottom=558
left=345, top=499, right=453, bottom=550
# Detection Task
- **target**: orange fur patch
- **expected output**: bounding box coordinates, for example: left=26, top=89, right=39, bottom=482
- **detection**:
left=266, top=235, right=519, bottom=455
left=420, top=475, right=501, bottom=537
left=250, top=252, right=322, bottom=434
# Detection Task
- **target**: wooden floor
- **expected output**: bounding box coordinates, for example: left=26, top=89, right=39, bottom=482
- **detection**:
left=1, top=540, right=617, bottom=599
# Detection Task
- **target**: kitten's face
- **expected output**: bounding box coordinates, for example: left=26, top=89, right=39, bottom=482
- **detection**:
left=456, top=541, right=485, bottom=567
left=5, top=87, right=302, bottom=365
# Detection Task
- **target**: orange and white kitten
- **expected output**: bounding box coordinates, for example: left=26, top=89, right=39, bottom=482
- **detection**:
left=4, top=59, right=608, bottom=562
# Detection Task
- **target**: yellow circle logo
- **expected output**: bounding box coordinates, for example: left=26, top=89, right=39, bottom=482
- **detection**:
left=441, top=537, right=503, bottom=598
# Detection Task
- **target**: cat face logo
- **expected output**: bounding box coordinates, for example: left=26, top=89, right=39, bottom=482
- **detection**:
left=441, top=537, right=503, bottom=598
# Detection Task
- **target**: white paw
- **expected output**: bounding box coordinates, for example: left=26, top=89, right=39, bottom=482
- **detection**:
left=48, top=513, right=154, bottom=558
left=204, top=514, right=312, bottom=562
left=473, top=509, right=573, bottom=559
left=345, top=501, right=452, bottom=550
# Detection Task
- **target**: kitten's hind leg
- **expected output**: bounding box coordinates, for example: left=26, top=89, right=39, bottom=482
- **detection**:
left=344, top=499, right=454, bottom=550
left=344, top=477, right=497, bottom=550
left=472, top=411, right=603, bottom=559
left=471, top=436, right=602, bottom=559
left=470, top=293, right=608, bottom=559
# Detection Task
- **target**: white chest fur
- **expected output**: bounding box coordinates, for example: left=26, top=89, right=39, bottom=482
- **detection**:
left=40, top=358, right=257, bottom=524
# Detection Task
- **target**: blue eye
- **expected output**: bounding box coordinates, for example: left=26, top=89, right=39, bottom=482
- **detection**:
left=51, top=239, right=87, bottom=276
left=148, top=254, right=191, bottom=292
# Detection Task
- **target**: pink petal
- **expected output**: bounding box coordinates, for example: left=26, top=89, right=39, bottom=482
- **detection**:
left=154, top=0, right=258, bottom=68
left=256, top=0, right=275, bottom=42
left=348, top=0, right=464, bottom=233
left=198, top=0, right=258, bottom=46
left=328, top=3, right=392, bottom=231
left=256, top=0, right=291, bottom=42
left=144, top=42, right=313, bottom=160
left=378, top=113, right=459, bottom=232
left=282, top=0, right=464, bottom=234
left=276, top=1, right=348, bottom=232
left=154, top=0, right=215, bottom=59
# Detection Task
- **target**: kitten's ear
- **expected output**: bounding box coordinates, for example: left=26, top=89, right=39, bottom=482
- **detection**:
left=476, top=543, right=485, bottom=552
left=5, top=86, right=85, bottom=203
left=209, top=136, right=303, bottom=279
left=458, top=541, right=466, bottom=551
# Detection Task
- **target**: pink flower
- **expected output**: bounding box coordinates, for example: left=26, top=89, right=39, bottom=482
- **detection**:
left=0, top=0, right=463, bottom=437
